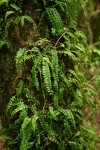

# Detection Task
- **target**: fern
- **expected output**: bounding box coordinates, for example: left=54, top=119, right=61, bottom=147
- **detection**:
left=60, top=108, right=76, bottom=128
left=53, top=94, right=59, bottom=108
left=42, top=59, right=53, bottom=94
left=20, top=125, right=32, bottom=150
left=31, top=56, right=42, bottom=90
left=6, top=96, right=16, bottom=114
left=16, top=48, right=25, bottom=76
left=39, top=113, right=50, bottom=132
left=49, top=106, right=57, bottom=120
left=5, top=11, right=14, bottom=19
left=80, top=0, right=89, bottom=19
left=16, top=80, right=24, bottom=96
left=58, top=49, right=78, bottom=61
left=51, top=50, right=59, bottom=90
left=20, top=117, right=31, bottom=133
left=3, top=0, right=98, bottom=149
left=71, top=90, right=83, bottom=107
left=11, top=101, right=27, bottom=117
left=10, top=3, right=21, bottom=11
left=31, top=67, right=40, bottom=90
left=46, top=7, right=64, bottom=35
left=31, top=113, right=39, bottom=132
left=14, top=15, right=36, bottom=28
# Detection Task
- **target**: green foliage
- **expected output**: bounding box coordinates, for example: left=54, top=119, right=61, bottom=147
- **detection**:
left=7, top=37, right=97, bottom=149
left=0, top=0, right=8, bottom=6
left=0, top=0, right=98, bottom=149
left=46, top=7, right=64, bottom=35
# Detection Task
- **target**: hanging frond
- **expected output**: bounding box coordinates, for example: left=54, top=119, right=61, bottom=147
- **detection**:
left=31, top=113, right=39, bottom=132
left=46, top=7, right=64, bottom=35
left=51, top=50, right=59, bottom=90
left=60, top=108, right=76, bottom=128
left=42, top=58, right=53, bottom=94
left=49, top=106, right=57, bottom=120
left=16, top=48, right=26, bottom=76
left=6, top=96, right=16, bottom=114
left=11, top=101, right=27, bottom=117
left=39, top=113, right=50, bottom=132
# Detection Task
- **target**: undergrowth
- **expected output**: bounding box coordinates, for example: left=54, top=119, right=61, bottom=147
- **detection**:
left=0, top=0, right=98, bottom=149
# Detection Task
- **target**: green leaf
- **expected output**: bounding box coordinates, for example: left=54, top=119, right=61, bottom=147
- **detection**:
left=24, top=15, right=34, bottom=23
left=0, top=40, right=6, bottom=49
left=60, top=108, right=75, bottom=127
left=10, top=3, right=21, bottom=11
left=21, top=117, right=31, bottom=131
left=20, top=16, right=25, bottom=28
left=43, top=57, right=51, bottom=66
left=11, top=102, right=27, bottom=117
left=42, top=59, right=53, bottom=94
left=49, top=106, right=56, bottom=119
left=59, top=50, right=77, bottom=61
left=16, top=80, right=24, bottom=96
left=14, top=16, right=21, bottom=24
left=24, top=15, right=37, bottom=29
left=51, top=50, right=59, bottom=90
left=5, top=11, right=14, bottom=19
left=6, top=96, right=16, bottom=114
left=31, top=114, right=39, bottom=132
left=0, top=0, right=8, bottom=6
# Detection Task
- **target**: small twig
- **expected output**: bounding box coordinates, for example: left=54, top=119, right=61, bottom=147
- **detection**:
left=90, top=8, right=100, bottom=17
left=54, top=29, right=68, bottom=49
left=93, top=41, right=100, bottom=46
left=89, top=41, right=100, bottom=49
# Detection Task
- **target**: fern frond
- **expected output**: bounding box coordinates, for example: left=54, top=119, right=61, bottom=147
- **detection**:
left=16, top=48, right=26, bottom=76
left=75, top=43, right=85, bottom=55
left=48, top=130, right=58, bottom=143
left=20, top=116, right=32, bottom=150
left=11, top=101, right=27, bottom=117
left=0, top=0, right=8, bottom=6
left=53, top=94, right=59, bottom=108
left=6, top=96, right=16, bottom=114
left=31, top=67, right=40, bottom=90
left=68, top=141, right=82, bottom=150
left=31, top=113, right=39, bottom=132
left=59, top=71, right=69, bottom=86
left=71, top=90, right=83, bottom=107
left=20, top=126, right=32, bottom=150
left=58, top=50, right=77, bottom=61
left=80, top=0, right=88, bottom=19
left=60, top=108, right=75, bottom=128
left=49, top=106, right=57, bottom=120
left=51, top=50, right=59, bottom=90
left=10, top=3, right=21, bottom=11
left=39, top=113, right=50, bottom=132
left=64, top=119, right=72, bottom=135
left=31, top=55, right=43, bottom=90
left=42, top=59, right=53, bottom=94
left=5, top=11, right=14, bottom=19
left=46, top=7, right=64, bottom=35
left=69, top=70, right=78, bottom=80
left=11, top=109, right=28, bottom=128
left=14, top=14, right=37, bottom=28
left=20, top=117, right=31, bottom=133
left=58, top=140, right=66, bottom=150
left=16, top=80, right=24, bottom=96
